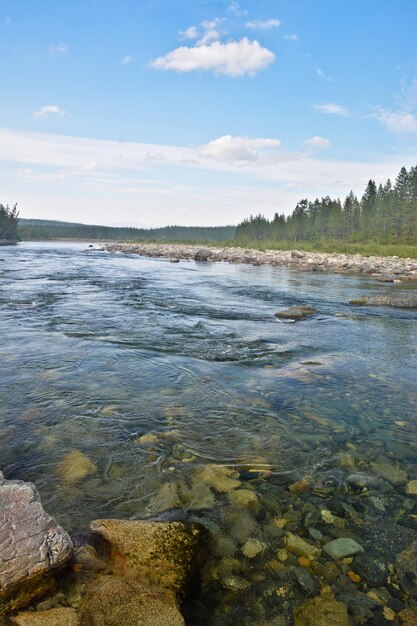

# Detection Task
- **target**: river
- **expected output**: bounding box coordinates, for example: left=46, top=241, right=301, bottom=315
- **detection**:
left=1, top=241, right=417, bottom=624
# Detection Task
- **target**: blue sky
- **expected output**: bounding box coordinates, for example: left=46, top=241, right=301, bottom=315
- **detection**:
left=1, top=0, right=417, bottom=226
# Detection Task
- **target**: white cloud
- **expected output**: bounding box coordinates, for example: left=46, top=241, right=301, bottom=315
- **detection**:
left=198, top=18, right=223, bottom=46
left=180, top=26, right=199, bottom=40
left=371, top=107, right=417, bottom=134
left=246, top=19, right=281, bottom=31
left=228, top=2, right=248, bottom=16
left=152, top=37, right=275, bottom=77
left=315, top=67, right=325, bottom=79
left=122, top=55, right=136, bottom=64
left=284, top=34, right=299, bottom=41
left=48, top=43, right=68, bottom=55
left=200, top=135, right=281, bottom=164
left=313, top=103, right=349, bottom=117
left=34, top=105, right=66, bottom=119
left=304, top=136, right=331, bottom=149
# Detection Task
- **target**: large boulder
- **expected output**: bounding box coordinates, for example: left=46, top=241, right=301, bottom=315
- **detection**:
left=79, top=575, right=184, bottom=626
left=194, top=248, right=213, bottom=262
left=0, top=472, right=73, bottom=615
left=349, top=293, right=417, bottom=308
left=88, top=519, right=207, bottom=596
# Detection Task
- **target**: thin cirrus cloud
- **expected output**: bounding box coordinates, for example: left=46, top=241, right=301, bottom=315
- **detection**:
left=313, top=103, right=349, bottom=117
left=304, top=136, right=331, bottom=149
left=371, top=107, right=417, bottom=134
left=34, top=105, right=66, bottom=119
left=284, top=34, right=299, bottom=41
left=122, top=55, right=137, bottom=64
left=48, top=43, right=68, bottom=54
left=245, top=19, right=281, bottom=31
left=152, top=38, right=275, bottom=77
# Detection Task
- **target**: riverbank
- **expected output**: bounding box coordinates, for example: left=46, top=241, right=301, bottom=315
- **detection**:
left=104, top=242, right=417, bottom=281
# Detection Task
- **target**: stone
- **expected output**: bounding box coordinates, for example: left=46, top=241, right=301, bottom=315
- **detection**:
left=0, top=473, right=73, bottom=615
left=405, top=481, right=417, bottom=496
left=352, top=553, right=388, bottom=587
left=79, top=575, right=184, bottom=626
left=57, top=451, right=97, bottom=484
left=349, top=294, right=417, bottom=309
left=395, top=540, right=417, bottom=598
left=229, top=488, right=260, bottom=515
left=194, top=248, right=213, bottom=262
left=284, top=532, right=321, bottom=561
left=10, top=607, right=79, bottom=625
left=275, top=305, right=317, bottom=320
left=133, top=433, right=160, bottom=448
left=323, top=538, right=364, bottom=560
left=242, top=539, right=266, bottom=559
left=88, top=519, right=206, bottom=596
left=370, top=461, right=407, bottom=486
left=294, top=594, right=350, bottom=626
left=194, top=464, right=241, bottom=493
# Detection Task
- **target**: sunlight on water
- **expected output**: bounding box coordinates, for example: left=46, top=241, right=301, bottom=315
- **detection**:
left=1, top=242, right=417, bottom=624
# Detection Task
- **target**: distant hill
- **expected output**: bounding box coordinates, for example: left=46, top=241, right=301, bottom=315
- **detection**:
left=19, top=219, right=236, bottom=243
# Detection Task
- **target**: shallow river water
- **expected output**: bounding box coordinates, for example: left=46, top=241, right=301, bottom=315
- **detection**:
left=1, top=242, right=417, bottom=625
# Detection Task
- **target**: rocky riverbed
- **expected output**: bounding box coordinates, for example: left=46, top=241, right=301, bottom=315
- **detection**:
left=104, top=243, right=417, bottom=282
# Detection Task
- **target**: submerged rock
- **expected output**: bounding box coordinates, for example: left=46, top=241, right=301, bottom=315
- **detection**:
left=57, top=451, right=97, bottom=484
left=79, top=575, right=184, bottom=626
left=88, top=519, right=207, bottom=596
left=194, top=464, right=241, bottom=493
left=395, top=540, right=417, bottom=598
left=352, top=553, right=388, bottom=587
left=275, top=305, right=317, bottom=320
left=0, top=472, right=73, bottom=615
left=349, top=293, right=417, bottom=309
left=294, top=594, right=350, bottom=626
left=323, top=537, right=364, bottom=560
left=370, top=460, right=407, bottom=486
left=284, top=532, right=321, bottom=561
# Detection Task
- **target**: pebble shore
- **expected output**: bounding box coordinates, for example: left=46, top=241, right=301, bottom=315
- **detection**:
left=104, top=243, right=417, bottom=281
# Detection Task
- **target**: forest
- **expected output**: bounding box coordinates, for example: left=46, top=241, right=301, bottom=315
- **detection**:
left=0, top=204, right=20, bottom=242
left=236, top=165, right=417, bottom=245
left=20, top=219, right=235, bottom=242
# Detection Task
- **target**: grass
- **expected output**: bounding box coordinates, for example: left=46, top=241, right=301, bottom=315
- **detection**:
left=226, top=240, right=417, bottom=259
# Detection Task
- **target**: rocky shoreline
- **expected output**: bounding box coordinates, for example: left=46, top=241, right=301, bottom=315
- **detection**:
left=103, top=243, right=417, bottom=282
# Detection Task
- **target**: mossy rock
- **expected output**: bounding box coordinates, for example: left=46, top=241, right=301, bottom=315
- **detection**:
left=88, top=519, right=208, bottom=597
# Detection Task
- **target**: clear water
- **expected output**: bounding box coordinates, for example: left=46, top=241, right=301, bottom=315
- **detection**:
left=1, top=242, right=417, bottom=624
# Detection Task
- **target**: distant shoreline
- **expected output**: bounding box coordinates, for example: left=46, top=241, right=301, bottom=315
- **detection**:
left=104, top=242, right=417, bottom=281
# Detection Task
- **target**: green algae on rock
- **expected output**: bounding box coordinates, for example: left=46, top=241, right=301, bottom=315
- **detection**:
left=57, top=451, right=97, bottom=484
left=294, top=594, right=350, bottom=626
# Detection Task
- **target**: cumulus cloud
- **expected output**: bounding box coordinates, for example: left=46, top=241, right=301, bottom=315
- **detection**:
left=371, top=107, right=417, bottom=134
left=228, top=2, right=247, bottom=17
left=245, top=19, right=281, bottom=31
left=48, top=43, right=68, bottom=55
left=304, top=136, right=331, bottom=149
left=284, top=34, right=299, bottom=41
left=200, top=135, right=281, bottom=165
left=198, top=18, right=224, bottom=46
left=152, top=37, right=275, bottom=77
left=180, top=26, right=199, bottom=40
left=34, top=105, right=66, bottom=119
left=313, top=103, right=349, bottom=117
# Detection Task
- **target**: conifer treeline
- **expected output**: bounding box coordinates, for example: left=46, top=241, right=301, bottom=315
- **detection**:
left=0, top=204, right=20, bottom=241
left=236, top=165, right=417, bottom=243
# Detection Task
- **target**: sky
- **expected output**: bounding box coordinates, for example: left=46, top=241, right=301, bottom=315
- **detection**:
left=1, top=0, right=417, bottom=227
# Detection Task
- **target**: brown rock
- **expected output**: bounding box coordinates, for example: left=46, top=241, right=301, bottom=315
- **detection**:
left=88, top=519, right=206, bottom=596
left=79, top=575, right=184, bottom=626
left=10, top=607, right=79, bottom=625
left=294, top=594, right=350, bottom=626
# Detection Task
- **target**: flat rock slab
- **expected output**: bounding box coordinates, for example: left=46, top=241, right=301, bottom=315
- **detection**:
left=349, top=293, right=417, bottom=308
left=323, top=538, right=364, bottom=560
left=10, top=607, right=79, bottom=625
left=0, top=472, right=73, bottom=614
left=275, top=305, right=317, bottom=320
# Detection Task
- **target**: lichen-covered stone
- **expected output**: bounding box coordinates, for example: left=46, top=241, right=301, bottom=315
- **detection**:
left=88, top=519, right=206, bottom=596
left=0, top=473, right=73, bottom=615
left=79, top=575, right=184, bottom=626
left=10, top=607, right=79, bottom=625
